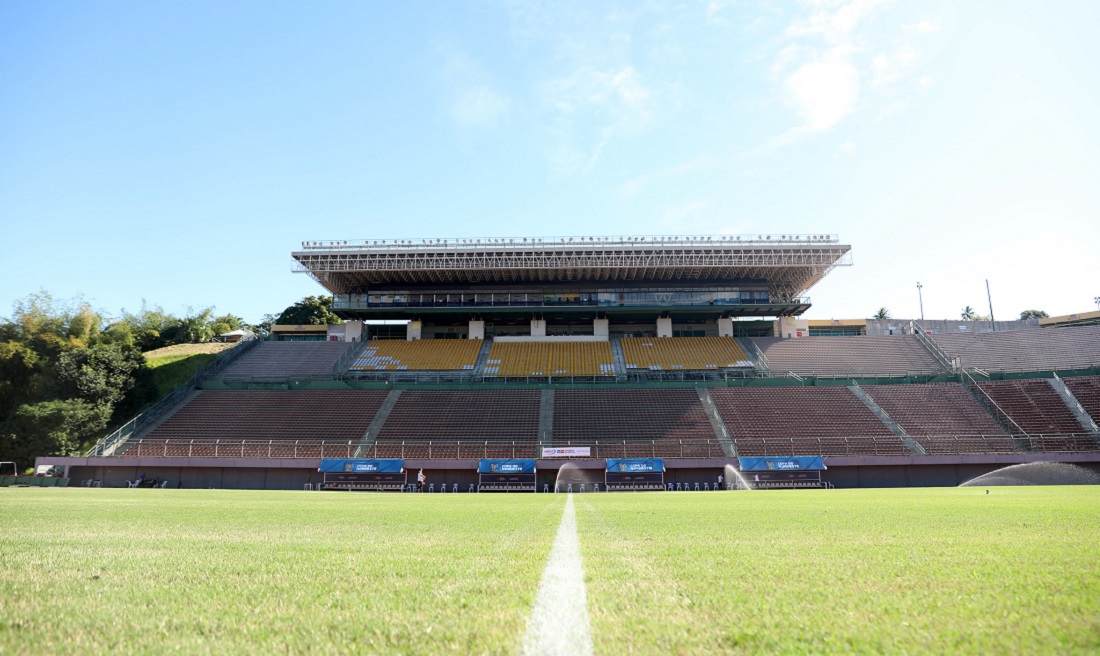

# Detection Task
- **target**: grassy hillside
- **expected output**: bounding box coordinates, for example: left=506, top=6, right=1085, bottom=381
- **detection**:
left=1, top=487, right=1097, bottom=654
left=143, top=342, right=234, bottom=398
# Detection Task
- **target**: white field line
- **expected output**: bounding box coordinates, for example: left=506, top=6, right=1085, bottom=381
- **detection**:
left=520, top=494, right=593, bottom=656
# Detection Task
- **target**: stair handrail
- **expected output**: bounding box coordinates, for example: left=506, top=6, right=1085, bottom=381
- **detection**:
left=910, top=321, right=955, bottom=372
left=332, top=338, right=369, bottom=375
left=740, top=337, right=771, bottom=372
left=960, top=368, right=1029, bottom=438
left=85, top=335, right=262, bottom=457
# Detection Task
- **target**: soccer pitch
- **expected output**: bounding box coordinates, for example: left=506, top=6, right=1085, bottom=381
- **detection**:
left=2, top=487, right=1098, bottom=654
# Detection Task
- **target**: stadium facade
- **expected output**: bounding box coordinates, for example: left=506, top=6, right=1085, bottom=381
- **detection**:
left=34, top=234, right=1100, bottom=490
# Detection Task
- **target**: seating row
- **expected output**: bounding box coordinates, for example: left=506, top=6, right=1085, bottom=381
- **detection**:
left=119, top=381, right=1099, bottom=456
left=218, top=341, right=350, bottom=379
left=933, top=326, right=1100, bottom=372
left=621, top=337, right=751, bottom=370
left=349, top=339, right=481, bottom=371
left=750, top=335, right=942, bottom=376
left=484, top=341, right=615, bottom=377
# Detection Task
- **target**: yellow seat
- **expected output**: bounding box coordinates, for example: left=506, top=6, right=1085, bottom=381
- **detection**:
left=349, top=339, right=481, bottom=371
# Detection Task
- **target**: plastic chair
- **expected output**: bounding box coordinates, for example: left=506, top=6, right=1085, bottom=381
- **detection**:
left=127, top=480, right=139, bottom=488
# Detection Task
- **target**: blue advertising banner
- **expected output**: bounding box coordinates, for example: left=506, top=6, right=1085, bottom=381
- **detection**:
left=605, top=458, right=665, bottom=473
left=737, top=456, right=826, bottom=472
left=319, top=459, right=404, bottom=473
left=478, top=459, right=536, bottom=474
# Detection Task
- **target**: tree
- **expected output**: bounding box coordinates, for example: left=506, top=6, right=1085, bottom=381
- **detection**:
left=961, top=306, right=978, bottom=321
left=0, top=341, right=41, bottom=417
left=276, top=296, right=343, bottom=326
left=56, top=343, right=146, bottom=412
left=0, top=399, right=108, bottom=465
left=245, top=314, right=277, bottom=340
left=872, top=308, right=891, bottom=320
left=1019, top=310, right=1048, bottom=320
left=211, top=313, right=244, bottom=337
left=119, top=301, right=180, bottom=351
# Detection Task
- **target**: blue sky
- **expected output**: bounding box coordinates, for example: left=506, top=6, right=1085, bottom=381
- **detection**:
left=2, top=0, right=1098, bottom=325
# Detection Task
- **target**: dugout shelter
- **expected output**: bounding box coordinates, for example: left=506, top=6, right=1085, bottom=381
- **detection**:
left=319, top=458, right=405, bottom=491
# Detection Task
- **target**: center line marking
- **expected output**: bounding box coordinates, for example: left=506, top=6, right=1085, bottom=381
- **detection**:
left=521, top=494, right=593, bottom=656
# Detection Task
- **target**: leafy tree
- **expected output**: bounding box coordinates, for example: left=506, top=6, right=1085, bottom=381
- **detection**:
left=119, top=301, right=183, bottom=351
left=276, top=296, right=343, bottom=326
left=872, top=308, right=891, bottom=320
left=6, top=291, right=103, bottom=359
left=0, top=290, right=250, bottom=464
left=0, top=399, right=108, bottom=465
left=1019, top=309, right=1048, bottom=320
left=0, top=341, right=41, bottom=417
left=211, top=313, right=244, bottom=337
left=961, top=306, right=978, bottom=321
left=56, top=343, right=146, bottom=412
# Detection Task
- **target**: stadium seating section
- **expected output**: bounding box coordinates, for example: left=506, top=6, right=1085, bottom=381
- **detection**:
left=111, top=334, right=1100, bottom=461
left=373, top=390, right=541, bottom=458
left=710, top=387, right=909, bottom=456
left=620, top=336, right=751, bottom=370
left=484, top=341, right=615, bottom=377
left=1064, top=376, right=1100, bottom=423
left=863, top=383, right=1017, bottom=453
left=218, top=341, right=349, bottom=379
left=553, top=389, right=718, bottom=458
left=750, top=335, right=942, bottom=376
left=976, top=380, right=1097, bottom=451
left=932, top=326, right=1100, bottom=372
left=124, top=390, right=388, bottom=457
left=349, top=339, right=480, bottom=371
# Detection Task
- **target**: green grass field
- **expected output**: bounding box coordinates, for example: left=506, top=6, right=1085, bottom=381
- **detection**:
left=1, top=487, right=1098, bottom=654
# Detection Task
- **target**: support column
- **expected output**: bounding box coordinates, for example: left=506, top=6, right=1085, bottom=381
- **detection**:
left=717, top=317, right=734, bottom=337
left=656, top=317, right=672, bottom=338
left=344, top=320, right=364, bottom=342
left=530, top=319, right=547, bottom=338
left=593, top=318, right=609, bottom=339
left=468, top=320, right=485, bottom=340
left=406, top=320, right=422, bottom=341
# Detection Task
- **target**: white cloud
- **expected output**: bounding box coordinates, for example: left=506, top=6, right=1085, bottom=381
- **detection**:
left=786, top=0, right=887, bottom=43
left=439, top=45, right=511, bottom=131
left=918, top=74, right=936, bottom=89
left=785, top=56, right=860, bottom=131
left=764, top=0, right=940, bottom=145
left=540, top=65, right=657, bottom=175
left=871, top=46, right=917, bottom=85
left=840, top=141, right=856, bottom=154
left=904, top=20, right=940, bottom=34
left=451, top=87, right=511, bottom=128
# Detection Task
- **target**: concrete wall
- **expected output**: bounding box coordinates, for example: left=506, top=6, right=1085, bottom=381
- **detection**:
left=864, top=318, right=1039, bottom=336
left=46, top=453, right=1100, bottom=491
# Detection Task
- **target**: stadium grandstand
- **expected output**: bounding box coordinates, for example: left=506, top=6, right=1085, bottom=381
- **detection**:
left=36, top=234, right=1100, bottom=490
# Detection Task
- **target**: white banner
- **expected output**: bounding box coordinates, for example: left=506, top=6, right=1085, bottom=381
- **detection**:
left=541, top=447, right=592, bottom=458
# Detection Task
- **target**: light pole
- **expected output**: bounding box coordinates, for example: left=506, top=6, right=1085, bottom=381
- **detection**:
left=916, top=282, right=924, bottom=322
left=986, top=279, right=996, bottom=332
left=1095, top=296, right=1100, bottom=311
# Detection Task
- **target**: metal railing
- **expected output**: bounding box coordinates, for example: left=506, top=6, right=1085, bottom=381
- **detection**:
left=331, top=339, right=368, bottom=375
left=120, top=439, right=730, bottom=460
left=910, top=321, right=955, bottom=372
left=960, top=368, right=1029, bottom=438
left=114, top=433, right=1100, bottom=460
left=299, top=234, right=842, bottom=251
